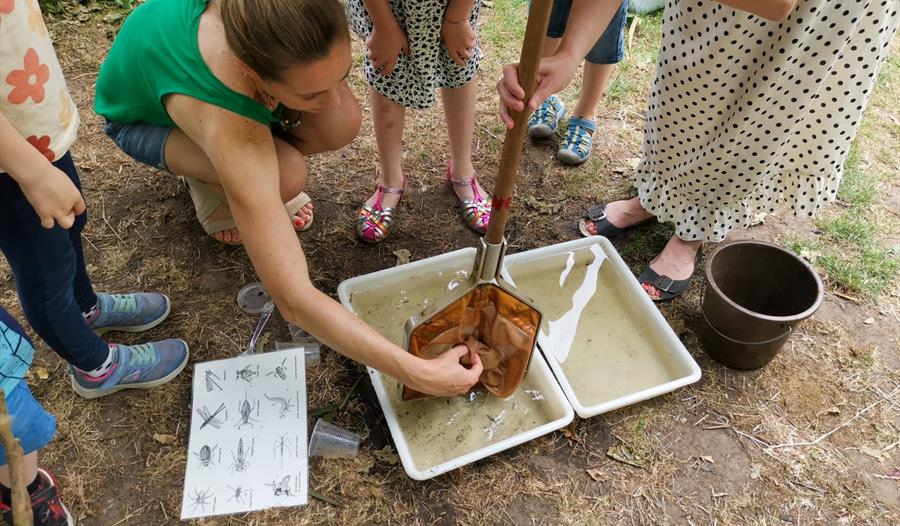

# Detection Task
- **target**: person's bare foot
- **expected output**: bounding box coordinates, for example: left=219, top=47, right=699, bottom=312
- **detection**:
left=291, top=202, right=314, bottom=230
left=642, top=236, right=702, bottom=300
left=582, top=197, right=654, bottom=235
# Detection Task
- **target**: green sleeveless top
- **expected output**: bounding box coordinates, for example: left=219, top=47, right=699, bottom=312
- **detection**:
left=94, top=0, right=273, bottom=127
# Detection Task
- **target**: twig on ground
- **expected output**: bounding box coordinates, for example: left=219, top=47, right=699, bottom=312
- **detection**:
left=0, top=393, right=32, bottom=526
left=767, top=386, right=899, bottom=450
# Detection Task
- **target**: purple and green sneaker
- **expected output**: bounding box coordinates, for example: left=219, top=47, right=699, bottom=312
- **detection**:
left=69, top=340, right=189, bottom=399
left=86, top=292, right=171, bottom=335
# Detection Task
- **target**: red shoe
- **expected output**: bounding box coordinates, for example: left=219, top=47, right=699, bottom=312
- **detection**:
left=0, top=468, right=75, bottom=526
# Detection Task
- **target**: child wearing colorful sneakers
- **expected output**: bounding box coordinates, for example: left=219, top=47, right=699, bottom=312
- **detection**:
left=0, top=307, right=73, bottom=526
left=527, top=0, right=628, bottom=165
left=0, top=0, right=188, bottom=401
left=350, top=0, right=492, bottom=243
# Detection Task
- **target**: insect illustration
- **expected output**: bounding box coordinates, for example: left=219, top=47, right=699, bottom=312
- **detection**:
left=234, top=393, right=259, bottom=429
left=197, top=403, right=226, bottom=430
left=266, top=358, right=289, bottom=380
left=235, top=364, right=258, bottom=383
left=272, top=433, right=294, bottom=468
left=229, top=438, right=251, bottom=473
left=265, top=475, right=293, bottom=497
left=264, top=393, right=295, bottom=419
left=226, top=485, right=252, bottom=506
left=192, top=444, right=218, bottom=468
left=187, top=487, right=215, bottom=513
left=204, top=370, right=223, bottom=392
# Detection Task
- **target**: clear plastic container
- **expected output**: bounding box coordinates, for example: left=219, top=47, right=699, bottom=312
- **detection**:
left=274, top=341, right=321, bottom=367
left=308, top=419, right=360, bottom=458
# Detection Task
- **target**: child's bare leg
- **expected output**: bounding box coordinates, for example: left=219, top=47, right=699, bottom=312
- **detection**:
left=440, top=81, right=487, bottom=201
left=365, top=88, right=406, bottom=210
left=164, top=132, right=314, bottom=243
left=573, top=62, right=614, bottom=119
left=0, top=451, right=38, bottom=489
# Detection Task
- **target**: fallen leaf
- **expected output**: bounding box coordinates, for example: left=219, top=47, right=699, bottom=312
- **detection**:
left=586, top=468, right=605, bottom=482
left=393, top=249, right=411, bottom=266
left=523, top=196, right=563, bottom=214
left=153, top=433, right=176, bottom=445
left=863, top=317, right=875, bottom=325
left=374, top=445, right=400, bottom=465
left=607, top=444, right=644, bottom=469
left=700, top=455, right=715, bottom=464
left=34, top=367, right=50, bottom=380
left=254, top=331, right=271, bottom=354
left=750, top=463, right=763, bottom=480
left=750, top=212, right=767, bottom=226
left=560, top=424, right=582, bottom=443
left=353, top=455, right=375, bottom=474
left=859, top=446, right=888, bottom=462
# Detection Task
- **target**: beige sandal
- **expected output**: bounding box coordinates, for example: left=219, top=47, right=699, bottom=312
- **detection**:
left=182, top=177, right=314, bottom=245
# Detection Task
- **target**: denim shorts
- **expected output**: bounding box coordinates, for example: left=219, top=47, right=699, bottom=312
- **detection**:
left=0, top=382, right=57, bottom=463
left=547, top=0, right=629, bottom=64
left=104, top=120, right=173, bottom=172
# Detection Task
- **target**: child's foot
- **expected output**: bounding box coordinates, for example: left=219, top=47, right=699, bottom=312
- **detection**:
left=356, top=172, right=406, bottom=244
left=69, top=340, right=189, bottom=399
left=557, top=117, right=596, bottom=165
left=527, top=95, right=566, bottom=139
left=0, top=468, right=75, bottom=526
left=447, top=162, right=491, bottom=234
left=85, top=292, right=171, bottom=336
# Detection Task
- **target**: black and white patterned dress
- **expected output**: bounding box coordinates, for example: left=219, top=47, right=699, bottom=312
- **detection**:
left=635, top=0, right=899, bottom=242
left=347, top=0, right=484, bottom=109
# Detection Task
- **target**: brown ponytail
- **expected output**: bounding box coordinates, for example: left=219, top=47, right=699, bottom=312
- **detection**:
left=219, top=0, right=349, bottom=81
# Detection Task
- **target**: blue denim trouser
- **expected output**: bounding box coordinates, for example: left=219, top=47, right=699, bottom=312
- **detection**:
left=0, top=153, right=108, bottom=371
left=547, top=0, right=629, bottom=64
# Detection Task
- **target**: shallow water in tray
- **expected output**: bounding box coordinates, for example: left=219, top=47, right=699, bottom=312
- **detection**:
left=350, top=267, right=558, bottom=472
left=505, top=245, right=684, bottom=408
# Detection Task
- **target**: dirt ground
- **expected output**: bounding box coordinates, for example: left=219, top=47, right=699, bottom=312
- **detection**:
left=0, top=2, right=898, bottom=525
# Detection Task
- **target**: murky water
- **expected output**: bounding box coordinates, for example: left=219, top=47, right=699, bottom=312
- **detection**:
left=505, top=245, right=686, bottom=408
left=350, top=266, right=560, bottom=472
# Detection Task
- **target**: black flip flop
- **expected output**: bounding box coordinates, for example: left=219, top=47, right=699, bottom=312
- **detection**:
left=638, top=250, right=703, bottom=303
left=577, top=202, right=655, bottom=239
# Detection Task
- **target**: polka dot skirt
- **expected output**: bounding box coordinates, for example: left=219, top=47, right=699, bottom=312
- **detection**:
left=347, top=0, right=484, bottom=109
left=636, top=0, right=899, bottom=242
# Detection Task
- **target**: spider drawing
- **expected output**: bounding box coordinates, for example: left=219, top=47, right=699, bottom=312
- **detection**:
left=187, top=487, right=215, bottom=514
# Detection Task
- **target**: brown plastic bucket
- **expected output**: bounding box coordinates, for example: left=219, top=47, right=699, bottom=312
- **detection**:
left=698, top=240, right=823, bottom=369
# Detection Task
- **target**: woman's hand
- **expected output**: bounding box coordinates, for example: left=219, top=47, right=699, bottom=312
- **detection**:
left=441, top=18, right=476, bottom=66
left=367, top=18, right=410, bottom=77
left=497, top=53, right=581, bottom=129
left=404, top=344, right=484, bottom=397
left=20, top=163, right=86, bottom=229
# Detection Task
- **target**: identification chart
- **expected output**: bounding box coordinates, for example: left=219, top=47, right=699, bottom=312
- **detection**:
left=180, top=347, right=308, bottom=519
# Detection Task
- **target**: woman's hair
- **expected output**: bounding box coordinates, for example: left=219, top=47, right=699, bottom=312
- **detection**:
left=219, top=0, right=349, bottom=81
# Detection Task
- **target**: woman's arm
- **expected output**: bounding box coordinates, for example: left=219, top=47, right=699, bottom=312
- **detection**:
left=716, top=0, right=798, bottom=21
left=167, top=98, right=483, bottom=396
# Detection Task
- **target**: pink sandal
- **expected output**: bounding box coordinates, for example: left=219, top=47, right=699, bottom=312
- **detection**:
left=356, top=175, right=406, bottom=244
left=447, top=163, right=491, bottom=235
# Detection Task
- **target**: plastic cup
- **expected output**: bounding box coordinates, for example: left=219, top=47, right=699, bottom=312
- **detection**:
left=308, top=419, right=360, bottom=458
left=274, top=341, right=321, bottom=367
left=288, top=323, right=314, bottom=343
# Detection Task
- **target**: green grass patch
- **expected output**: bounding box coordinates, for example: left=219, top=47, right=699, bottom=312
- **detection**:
left=816, top=213, right=876, bottom=245
left=818, top=247, right=899, bottom=297
left=479, top=0, right=528, bottom=59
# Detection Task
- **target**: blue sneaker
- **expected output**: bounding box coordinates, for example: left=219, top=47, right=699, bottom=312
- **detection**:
left=69, top=340, right=189, bottom=399
left=557, top=117, right=596, bottom=165
left=86, top=292, right=171, bottom=335
left=527, top=95, right=566, bottom=139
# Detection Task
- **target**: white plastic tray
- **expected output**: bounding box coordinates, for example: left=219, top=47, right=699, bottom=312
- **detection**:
left=501, top=237, right=701, bottom=418
left=337, top=248, right=574, bottom=480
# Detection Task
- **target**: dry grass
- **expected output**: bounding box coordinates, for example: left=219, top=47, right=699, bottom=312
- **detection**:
left=0, top=2, right=896, bottom=524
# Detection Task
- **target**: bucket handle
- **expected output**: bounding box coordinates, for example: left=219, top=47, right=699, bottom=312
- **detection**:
left=700, top=308, right=792, bottom=346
